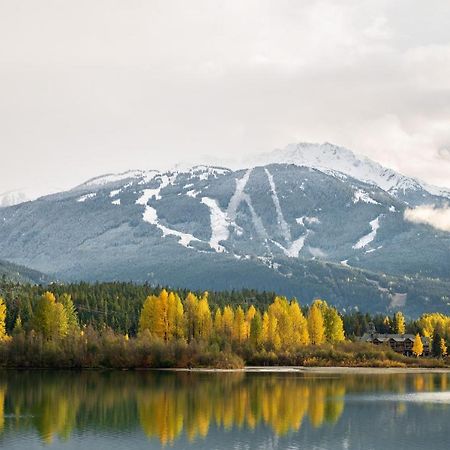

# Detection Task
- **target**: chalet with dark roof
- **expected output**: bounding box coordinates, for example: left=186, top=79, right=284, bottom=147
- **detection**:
left=360, top=323, right=430, bottom=356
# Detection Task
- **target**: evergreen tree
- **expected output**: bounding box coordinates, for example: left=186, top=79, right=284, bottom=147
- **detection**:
left=432, top=329, right=443, bottom=357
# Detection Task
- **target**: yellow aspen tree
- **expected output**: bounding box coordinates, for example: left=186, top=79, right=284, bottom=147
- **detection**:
left=412, top=334, right=423, bottom=357
left=394, top=312, right=406, bottom=335
left=268, top=297, right=291, bottom=348
left=32, top=292, right=68, bottom=339
left=59, top=293, right=79, bottom=334
left=289, top=301, right=310, bottom=346
left=159, top=290, right=170, bottom=341
left=167, top=292, right=184, bottom=340
left=308, top=302, right=325, bottom=345
left=249, top=311, right=263, bottom=348
left=139, top=295, right=160, bottom=337
left=440, top=338, right=447, bottom=357
left=214, top=308, right=223, bottom=337
left=185, top=292, right=199, bottom=342
left=246, top=305, right=257, bottom=339
left=233, top=306, right=247, bottom=343
left=324, top=308, right=345, bottom=344
left=263, top=310, right=280, bottom=351
left=0, top=297, right=7, bottom=341
left=222, top=306, right=234, bottom=340
left=197, top=293, right=212, bottom=341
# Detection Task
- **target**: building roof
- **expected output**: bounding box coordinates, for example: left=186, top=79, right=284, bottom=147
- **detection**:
left=361, top=333, right=430, bottom=344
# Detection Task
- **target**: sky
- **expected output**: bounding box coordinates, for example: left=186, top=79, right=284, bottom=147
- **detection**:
left=1, top=0, right=450, bottom=198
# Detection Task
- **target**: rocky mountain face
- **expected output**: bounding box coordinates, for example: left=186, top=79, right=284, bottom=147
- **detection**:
left=1, top=143, right=449, bottom=315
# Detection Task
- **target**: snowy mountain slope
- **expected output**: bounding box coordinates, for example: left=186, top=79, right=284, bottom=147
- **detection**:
left=247, top=142, right=450, bottom=204
left=1, top=148, right=450, bottom=314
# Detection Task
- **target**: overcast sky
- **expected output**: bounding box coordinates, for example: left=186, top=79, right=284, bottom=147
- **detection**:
left=1, top=0, right=450, bottom=198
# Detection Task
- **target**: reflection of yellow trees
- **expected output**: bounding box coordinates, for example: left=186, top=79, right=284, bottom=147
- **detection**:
left=0, top=383, right=6, bottom=432
left=137, top=374, right=346, bottom=443
left=2, top=371, right=449, bottom=446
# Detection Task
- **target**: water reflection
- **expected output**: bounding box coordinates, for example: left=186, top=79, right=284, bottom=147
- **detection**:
left=0, top=370, right=449, bottom=446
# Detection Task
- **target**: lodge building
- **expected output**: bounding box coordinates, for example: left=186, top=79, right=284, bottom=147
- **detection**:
left=360, top=323, right=431, bottom=356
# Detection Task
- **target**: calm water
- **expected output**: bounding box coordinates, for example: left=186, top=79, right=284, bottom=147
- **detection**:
left=0, top=370, right=449, bottom=449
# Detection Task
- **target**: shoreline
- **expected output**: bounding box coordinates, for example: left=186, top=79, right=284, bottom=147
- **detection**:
left=156, top=366, right=450, bottom=374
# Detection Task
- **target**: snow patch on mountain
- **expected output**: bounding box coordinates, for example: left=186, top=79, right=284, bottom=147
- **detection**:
left=77, top=193, right=96, bottom=202
left=109, top=189, right=121, bottom=198
left=139, top=200, right=199, bottom=248
left=284, top=232, right=310, bottom=257
left=353, top=189, right=380, bottom=205
left=201, top=197, right=230, bottom=252
left=265, top=168, right=291, bottom=242
left=353, top=216, right=381, bottom=249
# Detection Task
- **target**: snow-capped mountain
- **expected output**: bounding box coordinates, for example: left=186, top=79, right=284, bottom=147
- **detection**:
left=247, top=142, right=450, bottom=203
left=1, top=144, right=450, bottom=315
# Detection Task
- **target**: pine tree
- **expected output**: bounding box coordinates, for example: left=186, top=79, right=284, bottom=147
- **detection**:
left=412, top=333, right=423, bottom=357
left=432, top=329, right=443, bottom=357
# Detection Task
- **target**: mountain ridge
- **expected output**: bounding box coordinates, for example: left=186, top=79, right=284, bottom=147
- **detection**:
left=1, top=143, right=449, bottom=315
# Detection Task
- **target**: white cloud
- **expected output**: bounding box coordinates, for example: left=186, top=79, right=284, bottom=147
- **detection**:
left=404, top=205, right=450, bottom=232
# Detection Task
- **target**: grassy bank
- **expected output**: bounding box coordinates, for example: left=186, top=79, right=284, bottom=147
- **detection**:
left=0, top=332, right=448, bottom=370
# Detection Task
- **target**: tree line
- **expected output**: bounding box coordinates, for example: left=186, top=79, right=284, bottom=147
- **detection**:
left=0, top=281, right=449, bottom=367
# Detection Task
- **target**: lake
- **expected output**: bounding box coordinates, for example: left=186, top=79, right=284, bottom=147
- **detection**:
left=0, top=369, right=449, bottom=449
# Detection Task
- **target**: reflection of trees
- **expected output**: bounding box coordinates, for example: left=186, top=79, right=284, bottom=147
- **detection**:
left=0, top=371, right=449, bottom=445
left=137, top=374, right=346, bottom=443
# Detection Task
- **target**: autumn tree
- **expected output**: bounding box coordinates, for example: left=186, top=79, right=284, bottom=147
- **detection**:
left=0, top=297, right=7, bottom=341
left=59, top=294, right=79, bottom=333
left=324, top=308, right=345, bottom=344
left=32, top=292, right=68, bottom=339
left=196, top=293, right=212, bottom=341
left=412, top=334, right=423, bottom=357
left=222, top=306, right=234, bottom=340
left=308, top=302, right=325, bottom=345
left=289, top=301, right=310, bottom=346
left=233, top=306, right=247, bottom=343
left=249, top=311, right=263, bottom=348
left=394, top=312, right=406, bottom=335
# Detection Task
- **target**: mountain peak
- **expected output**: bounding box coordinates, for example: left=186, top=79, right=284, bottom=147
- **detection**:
left=247, top=142, right=450, bottom=200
